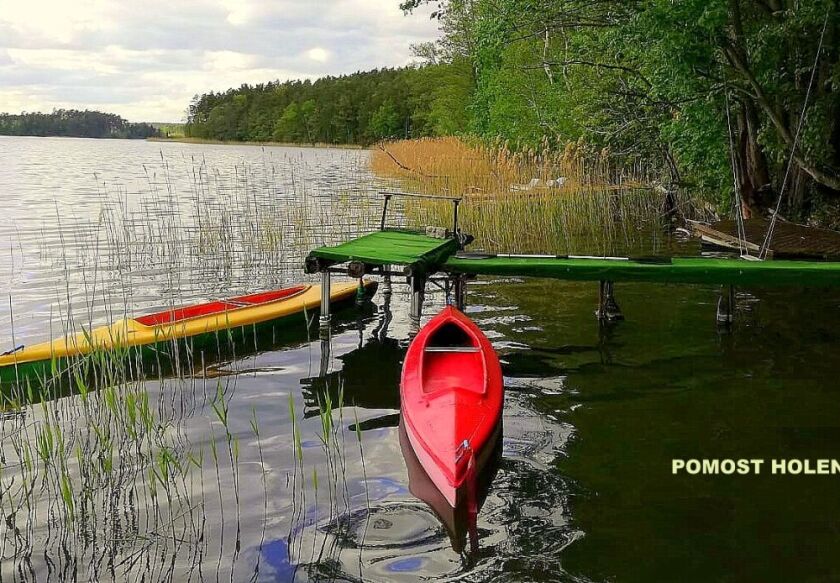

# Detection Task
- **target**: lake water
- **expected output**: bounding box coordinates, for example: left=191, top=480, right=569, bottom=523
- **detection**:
left=1, top=135, right=839, bottom=582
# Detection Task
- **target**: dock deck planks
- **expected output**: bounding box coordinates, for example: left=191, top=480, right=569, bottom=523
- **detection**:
left=444, top=255, right=840, bottom=287
left=307, top=231, right=840, bottom=287
left=308, top=229, right=458, bottom=272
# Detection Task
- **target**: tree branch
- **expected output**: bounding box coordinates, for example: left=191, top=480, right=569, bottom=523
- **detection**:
left=528, top=59, right=652, bottom=88
left=723, top=42, right=840, bottom=191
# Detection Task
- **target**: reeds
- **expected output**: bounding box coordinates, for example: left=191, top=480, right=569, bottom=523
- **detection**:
left=371, top=137, right=673, bottom=255
left=2, top=146, right=381, bottom=580
left=0, top=364, right=202, bottom=580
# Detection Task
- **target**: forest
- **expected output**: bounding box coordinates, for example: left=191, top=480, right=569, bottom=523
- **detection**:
left=402, top=0, right=840, bottom=222
left=185, top=65, right=471, bottom=145
left=0, top=110, right=161, bottom=139
left=187, top=0, right=838, bottom=222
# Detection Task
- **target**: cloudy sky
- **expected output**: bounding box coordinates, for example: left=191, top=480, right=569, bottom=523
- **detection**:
left=0, top=0, right=440, bottom=122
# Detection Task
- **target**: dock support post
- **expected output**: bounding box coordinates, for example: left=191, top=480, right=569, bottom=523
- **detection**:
left=319, top=334, right=331, bottom=376
left=382, top=264, right=392, bottom=298
left=453, top=274, right=467, bottom=311
left=597, top=280, right=623, bottom=322
left=320, top=270, right=331, bottom=328
left=409, top=274, right=426, bottom=333
left=716, top=285, right=735, bottom=326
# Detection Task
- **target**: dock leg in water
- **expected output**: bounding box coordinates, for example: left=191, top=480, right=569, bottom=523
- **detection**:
left=320, top=270, right=331, bottom=329
left=382, top=265, right=392, bottom=299
left=716, top=285, right=736, bottom=326
left=453, top=274, right=467, bottom=311
left=319, top=333, right=331, bottom=377
left=597, top=280, right=624, bottom=322
left=410, top=275, right=426, bottom=334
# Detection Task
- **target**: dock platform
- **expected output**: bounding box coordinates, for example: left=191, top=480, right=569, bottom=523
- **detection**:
left=308, top=230, right=457, bottom=275
left=307, top=230, right=840, bottom=288
left=444, top=255, right=840, bottom=287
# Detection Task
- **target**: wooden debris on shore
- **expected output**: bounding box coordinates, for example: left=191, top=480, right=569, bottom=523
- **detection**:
left=689, top=218, right=840, bottom=260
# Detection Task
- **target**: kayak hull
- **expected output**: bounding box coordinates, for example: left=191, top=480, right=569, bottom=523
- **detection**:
left=399, top=417, right=502, bottom=552
left=404, top=413, right=502, bottom=507
left=400, top=305, right=504, bottom=508
left=1, top=280, right=375, bottom=398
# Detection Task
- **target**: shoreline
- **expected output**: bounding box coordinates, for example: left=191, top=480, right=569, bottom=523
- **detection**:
left=147, top=137, right=367, bottom=150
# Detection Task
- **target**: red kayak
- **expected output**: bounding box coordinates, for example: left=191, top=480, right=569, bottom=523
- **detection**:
left=400, top=305, right=504, bottom=510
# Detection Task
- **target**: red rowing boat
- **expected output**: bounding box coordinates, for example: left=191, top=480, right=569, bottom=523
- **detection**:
left=400, top=305, right=504, bottom=511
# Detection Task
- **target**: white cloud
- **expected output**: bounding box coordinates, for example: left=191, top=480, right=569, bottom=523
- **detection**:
left=7, top=48, right=120, bottom=74
left=0, top=0, right=440, bottom=122
left=220, top=0, right=256, bottom=26
left=203, top=50, right=260, bottom=72
left=0, top=0, right=114, bottom=45
left=306, top=47, right=330, bottom=63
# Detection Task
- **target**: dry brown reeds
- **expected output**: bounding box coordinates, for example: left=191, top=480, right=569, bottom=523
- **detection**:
left=371, top=137, right=668, bottom=255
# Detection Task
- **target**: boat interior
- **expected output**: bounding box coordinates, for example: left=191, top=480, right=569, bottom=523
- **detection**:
left=422, top=321, right=484, bottom=395
left=135, top=285, right=308, bottom=326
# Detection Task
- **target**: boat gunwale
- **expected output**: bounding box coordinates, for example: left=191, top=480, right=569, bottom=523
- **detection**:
left=131, top=284, right=312, bottom=329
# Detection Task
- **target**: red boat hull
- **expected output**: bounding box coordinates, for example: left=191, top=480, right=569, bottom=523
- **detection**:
left=400, top=305, right=504, bottom=507
left=399, top=417, right=502, bottom=552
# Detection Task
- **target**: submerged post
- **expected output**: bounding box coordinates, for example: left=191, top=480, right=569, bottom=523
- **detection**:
left=716, top=285, right=736, bottom=326
left=320, top=270, right=331, bottom=328
left=597, top=280, right=623, bottom=322
left=410, top=274, right=426, bottom=333
left=382, top=264, right=392, bottom=298
left=319, top=334, right=331, bottom=376
left=453, top=274, right=467, bottom=311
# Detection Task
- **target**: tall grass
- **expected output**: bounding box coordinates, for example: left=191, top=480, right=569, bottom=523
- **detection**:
left=371, top=137, right=677, bottom=255
left=0, top=364, right=203, bottom=580
left=2, top=147, right=379, bottom=581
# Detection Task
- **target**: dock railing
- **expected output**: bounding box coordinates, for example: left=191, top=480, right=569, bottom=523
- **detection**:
left=379, top=191, right=463, bottom=235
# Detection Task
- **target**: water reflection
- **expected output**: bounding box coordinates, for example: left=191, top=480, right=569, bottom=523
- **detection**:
left=300, top=336, right=403, bottom=418
left=9, top=137, right=831, bottom=581
left=398, top=418, right=502, bottom=554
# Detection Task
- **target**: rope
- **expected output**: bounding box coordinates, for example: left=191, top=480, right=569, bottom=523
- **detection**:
left=456, top=438, right=479, bottom=553
left=464, top=446, right=479, bottom=554
left=759, top=8, right=830, bottom=259
left=724, top=87, right=749, bottom=257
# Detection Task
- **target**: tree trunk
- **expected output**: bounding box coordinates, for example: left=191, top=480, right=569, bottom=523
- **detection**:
left=786, top=165, right=808, bottom=219
left=735, top=100, right=773, bottom=218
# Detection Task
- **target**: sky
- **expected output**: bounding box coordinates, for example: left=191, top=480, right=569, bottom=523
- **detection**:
left=0, top=0, right=440, bottom=122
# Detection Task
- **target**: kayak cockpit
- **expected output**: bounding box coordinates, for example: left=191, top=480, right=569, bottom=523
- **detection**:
left=426, top=321, right=477, bottom=349
left=421, top=320, right=486, bottom=395
left=134, top=285, right=308, bottom=326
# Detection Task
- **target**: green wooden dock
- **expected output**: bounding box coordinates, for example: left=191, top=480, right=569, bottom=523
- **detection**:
left=307, top=230, right=458, bottom=276
left=306, top=227, right=840, bottom=326
left=307, top=229, right=840, bottom=287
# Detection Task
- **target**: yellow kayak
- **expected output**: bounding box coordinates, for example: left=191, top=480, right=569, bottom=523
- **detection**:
left=1, top=280, right=375, bottom=392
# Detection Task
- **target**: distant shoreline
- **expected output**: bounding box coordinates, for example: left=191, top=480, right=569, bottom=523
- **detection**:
left=147, top=137, right=367, bottom=150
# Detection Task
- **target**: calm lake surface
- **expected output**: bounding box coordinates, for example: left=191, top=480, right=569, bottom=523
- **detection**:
left=1, top=135, right=840, bottom=582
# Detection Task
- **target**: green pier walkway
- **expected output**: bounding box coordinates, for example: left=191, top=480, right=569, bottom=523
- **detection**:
left=307, top=230, right=458, bottom=275
left=306, top=230, right=840, bottom=288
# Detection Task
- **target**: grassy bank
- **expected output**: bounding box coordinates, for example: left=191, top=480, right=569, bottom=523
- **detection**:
left=148, top=136, right=365, bottom=149
left=370, top=137, right=673, bottom=255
